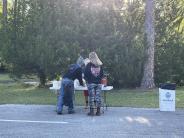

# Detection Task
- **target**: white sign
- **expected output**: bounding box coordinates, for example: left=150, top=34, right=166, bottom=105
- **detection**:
left=159, top=88, right=175, bottom=111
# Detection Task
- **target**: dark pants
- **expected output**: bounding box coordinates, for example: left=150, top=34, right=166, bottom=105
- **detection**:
left=57, top=78, right=74, bottom=113
left=87, top=83, right=102, bottom=109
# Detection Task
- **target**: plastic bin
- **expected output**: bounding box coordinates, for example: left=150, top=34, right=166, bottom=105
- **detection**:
left=159, top=83, right=176, bottom=111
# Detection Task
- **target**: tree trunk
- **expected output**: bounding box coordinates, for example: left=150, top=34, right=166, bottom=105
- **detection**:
left=38, top=69, right=46, bottom=87
left=2, top=0, right=7, bottom=25
left=141, top=0, right=155, bottom=89
left=13, top=0, right=18, bottom=51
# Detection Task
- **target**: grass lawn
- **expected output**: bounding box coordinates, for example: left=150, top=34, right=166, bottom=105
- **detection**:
left=0, top=73, right=184, bottom=108
left=0, top=73, right=12, bottom=81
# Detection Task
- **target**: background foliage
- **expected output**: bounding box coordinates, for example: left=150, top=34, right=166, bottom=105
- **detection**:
left=0, top=0, right=184, bottom=88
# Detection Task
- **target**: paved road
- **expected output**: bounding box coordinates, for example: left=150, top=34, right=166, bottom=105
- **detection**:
left=0, top=104, right=184, bottom=138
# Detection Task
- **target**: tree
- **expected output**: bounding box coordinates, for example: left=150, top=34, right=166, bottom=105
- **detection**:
left=0, top=0, right=7, bottom=72
left=2, top=0, right=7, bottom=24
left=154, top=0, right=184, bottom=85
left=1, top=0, right=183, bottom=88
left=1, top=0, right=146, bottom=88
left=141, top=0, right=155, bottom=89
left=2, top=0, right=81, bottom=86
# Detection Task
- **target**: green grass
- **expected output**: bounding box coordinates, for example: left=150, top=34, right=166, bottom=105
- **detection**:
left=0, top=73, right=184, bottom=108
left=75, top=89, right=159, bottom=108
left=0, top=73, right=12, bottom=81
left=0, top=82, right=56, bottom=105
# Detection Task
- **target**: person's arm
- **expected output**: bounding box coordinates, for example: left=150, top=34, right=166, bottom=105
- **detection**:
left=84, top=63, right=90, bottom=83
left=77, top=68, right=84, bottom=86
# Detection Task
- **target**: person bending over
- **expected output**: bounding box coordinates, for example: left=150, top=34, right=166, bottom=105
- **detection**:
left=57, top=57, right=84, bottom=114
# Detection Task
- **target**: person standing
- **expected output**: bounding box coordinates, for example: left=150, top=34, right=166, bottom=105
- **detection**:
left=84, top=52, right=103, bottom=116
left=57, top=56, right=84, bottom=115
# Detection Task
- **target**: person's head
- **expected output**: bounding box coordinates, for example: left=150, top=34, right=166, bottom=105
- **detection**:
left=84, top=58, right=90, bottom=66
left=76, top=56, right=85, bottom=67
left=89, top=52, right=103, bottom=66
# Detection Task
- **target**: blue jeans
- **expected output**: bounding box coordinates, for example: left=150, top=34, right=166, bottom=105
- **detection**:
left=57, top=78, right=74, bottom=113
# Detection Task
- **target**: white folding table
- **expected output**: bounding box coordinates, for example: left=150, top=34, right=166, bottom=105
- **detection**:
left=73, top=85, right=113, bottom=111
left=50, top=80, right=113, bottom=111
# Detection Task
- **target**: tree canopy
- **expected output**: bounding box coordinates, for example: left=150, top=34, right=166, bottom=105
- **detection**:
left=0, top=0, right=184, bottom=88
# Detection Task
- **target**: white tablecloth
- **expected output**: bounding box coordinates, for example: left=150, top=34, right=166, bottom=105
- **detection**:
left=50, top=85, right=113, bottom=91
left=49, top=80, right=113, bottom=91
left=75, top=85, right=113, bottom=91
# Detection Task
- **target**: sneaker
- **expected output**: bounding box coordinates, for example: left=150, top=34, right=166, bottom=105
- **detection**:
left=87, top=108, right=95, bottom=116
left=96, top=107, right=101, bottom=116
left=57, top=111, right=62, bottom=115
left=68, top=110, right=75, bottom=114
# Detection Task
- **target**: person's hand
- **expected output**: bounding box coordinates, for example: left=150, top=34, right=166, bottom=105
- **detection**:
left=79, top=82, right=84, bottom=87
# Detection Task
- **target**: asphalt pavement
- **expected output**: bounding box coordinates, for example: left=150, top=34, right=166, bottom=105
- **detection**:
left=0, top=104, right=184, bottom=138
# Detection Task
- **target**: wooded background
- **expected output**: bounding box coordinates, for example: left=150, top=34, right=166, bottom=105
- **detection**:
left=0, top=0, right=184, bottom=88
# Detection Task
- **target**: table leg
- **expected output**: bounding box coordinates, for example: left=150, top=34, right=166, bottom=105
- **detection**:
left=103, top=91, right=108, bottom=111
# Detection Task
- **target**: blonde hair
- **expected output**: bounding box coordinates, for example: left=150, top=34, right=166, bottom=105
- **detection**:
left=89, top=52, right=102, bottom=66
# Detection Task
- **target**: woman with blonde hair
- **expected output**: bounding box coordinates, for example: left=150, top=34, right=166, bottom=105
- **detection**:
left=84, top=52, right=103, bottom=116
